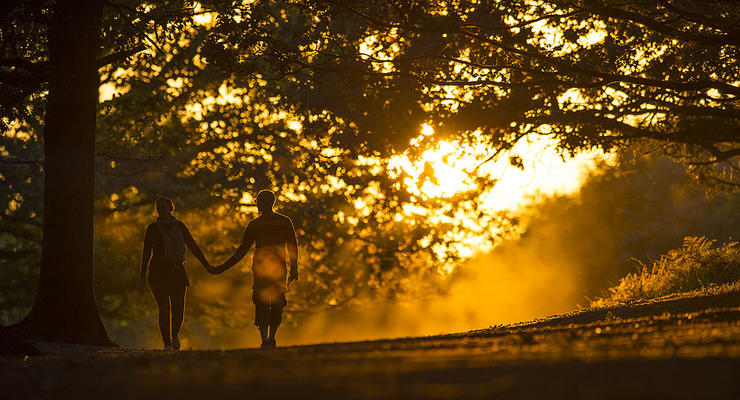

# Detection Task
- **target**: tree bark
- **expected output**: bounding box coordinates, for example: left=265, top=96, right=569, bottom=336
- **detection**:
left=11, top=0, right=112, bottom=345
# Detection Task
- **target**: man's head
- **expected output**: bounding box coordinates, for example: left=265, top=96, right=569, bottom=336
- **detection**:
left=155, top=197, right=174, bottom=216
left=256, top=190, right=275, bottom=213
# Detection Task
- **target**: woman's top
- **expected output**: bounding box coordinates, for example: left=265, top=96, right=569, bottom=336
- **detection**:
left=140, top=215, right=208, bottom=287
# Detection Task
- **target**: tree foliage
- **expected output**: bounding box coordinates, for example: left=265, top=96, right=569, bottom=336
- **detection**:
left=201, top=0, right=739, bottom=187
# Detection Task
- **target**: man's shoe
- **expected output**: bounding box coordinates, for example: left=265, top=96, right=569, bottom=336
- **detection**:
left=172, top=336, right=181, bottom=351
left=164, top=344, right=173, bottom=351
left=267, top=338, right=276, bottom=348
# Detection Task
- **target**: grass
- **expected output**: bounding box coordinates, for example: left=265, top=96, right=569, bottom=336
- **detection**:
left=592, top=236, right=740, bottom=307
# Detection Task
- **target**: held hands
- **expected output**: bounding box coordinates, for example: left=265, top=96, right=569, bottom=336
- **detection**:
left=288, top=266, right=299, bottom=283
left=138, top=276, right=147, bottom=291
left=205, top=263, right=296, bottom=278
left=205, top=263, right=215, bottom=274
left=206, top=263, right=226, bottom=275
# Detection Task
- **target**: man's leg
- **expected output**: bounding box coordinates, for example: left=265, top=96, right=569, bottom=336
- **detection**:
left=267, top=294, right=286, bottom=346
left=258, top=325, right=269, bottom=344
left=254, top=291, right=270, bottom=347
left=170, top=285, right=187, bottom=350
left=267, top=323, right=279, bottom=342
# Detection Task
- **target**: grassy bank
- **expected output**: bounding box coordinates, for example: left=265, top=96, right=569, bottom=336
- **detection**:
left=592, top=236, right=740, bottom=307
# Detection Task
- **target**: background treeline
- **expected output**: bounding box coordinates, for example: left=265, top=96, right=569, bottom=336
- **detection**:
left=487, top=153, right=740, bottom=305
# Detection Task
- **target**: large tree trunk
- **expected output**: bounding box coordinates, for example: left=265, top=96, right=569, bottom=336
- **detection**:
left=11, top=0, right=112, bottom=345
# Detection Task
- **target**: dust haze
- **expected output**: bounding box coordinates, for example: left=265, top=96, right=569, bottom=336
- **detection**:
left=279, top=249, right=580, bottom=346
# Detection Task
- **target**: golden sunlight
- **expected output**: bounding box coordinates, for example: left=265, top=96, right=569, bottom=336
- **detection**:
left=388, top=124, right=612, bottom=262
left=392, top=124, right=610, bottom=211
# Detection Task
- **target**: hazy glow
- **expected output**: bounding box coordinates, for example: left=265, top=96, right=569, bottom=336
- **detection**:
left=388, top=124, right=611, bottom=262
left=392, top=125, right=609, bottom=211
left=479, top=138, right=607, bottom=212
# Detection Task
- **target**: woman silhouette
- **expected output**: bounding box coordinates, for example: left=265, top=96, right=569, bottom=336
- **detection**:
left=139, top=197, right=211, bottom=350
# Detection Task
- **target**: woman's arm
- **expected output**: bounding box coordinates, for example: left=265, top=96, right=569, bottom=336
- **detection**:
left=217, top=225, right=255, bottom=272
left=179, top=222, right=210, bottom=269
left=140, top=225, right=153, bottom=282
left=286, top=218, right=299, bottom=281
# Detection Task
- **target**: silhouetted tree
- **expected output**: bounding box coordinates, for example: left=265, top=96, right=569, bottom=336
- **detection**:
left=0, top=0, right=234, bottom=344
left=0, top=0, right=112, bottom=344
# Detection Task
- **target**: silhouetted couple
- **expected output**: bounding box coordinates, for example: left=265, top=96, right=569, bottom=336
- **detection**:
left=139, top=190, right=299, bottom=351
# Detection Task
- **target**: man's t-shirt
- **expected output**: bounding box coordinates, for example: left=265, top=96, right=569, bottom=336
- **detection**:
left=242, top=212, right=297, bottom=292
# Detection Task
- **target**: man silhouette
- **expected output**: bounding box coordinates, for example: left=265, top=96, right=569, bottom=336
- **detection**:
left=212, top=190, right=298, bottom=348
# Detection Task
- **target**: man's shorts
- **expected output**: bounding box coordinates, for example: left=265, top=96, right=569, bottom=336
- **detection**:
left=252, top=290, right=287, bottom=327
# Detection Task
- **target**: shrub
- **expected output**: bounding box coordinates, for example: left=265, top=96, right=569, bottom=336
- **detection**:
left=592, top=237, right=740, bottom=306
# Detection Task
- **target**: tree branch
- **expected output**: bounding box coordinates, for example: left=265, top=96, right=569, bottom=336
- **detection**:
left=580, top=2, right=740, bottom=47
left=0, top=157, right=43, bottom=166
left=0, top=58, right=48, bottom=72
left=96, top=44, right=147, bottom=68
left=455, top=28, right=740, bottom=96
left=0, top=69, right=48, bottom=84
left=0, top=249, right=38, bottom=259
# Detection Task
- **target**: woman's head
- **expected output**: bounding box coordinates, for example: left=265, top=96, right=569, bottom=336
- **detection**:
left=155, top=197, right=174, bottom=216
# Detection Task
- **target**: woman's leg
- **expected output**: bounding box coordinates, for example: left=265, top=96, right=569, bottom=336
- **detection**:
left=170, top=285, right=187, bottom=348
left=150, top=285, right=171, bottom=348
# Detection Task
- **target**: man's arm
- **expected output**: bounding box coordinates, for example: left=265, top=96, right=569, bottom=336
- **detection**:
left=179, top=222, right=210, bottom=270
left=286, top=218, right=298, bottom=281
left=217, top=225, right=255, bottom=273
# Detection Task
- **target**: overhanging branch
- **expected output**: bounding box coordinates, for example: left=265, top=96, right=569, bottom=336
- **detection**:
left=580, top=3, right=740, bottom=47
left=96, top=44, right=147, bottom=68
left=455, top=28, right=740, bottom=96
left=0, top=157, right=44, bottom=166
left=0, top=70, right=48, bottom=84
left=0, top=58, right=48, bottom=72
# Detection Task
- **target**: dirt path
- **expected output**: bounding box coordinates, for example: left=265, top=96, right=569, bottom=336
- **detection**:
left=2, top=292, right=739, bottom=399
